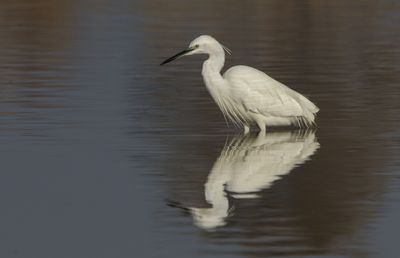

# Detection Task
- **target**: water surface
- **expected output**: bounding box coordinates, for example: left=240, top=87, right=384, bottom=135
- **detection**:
left=0, top=0, right=399, bottom=257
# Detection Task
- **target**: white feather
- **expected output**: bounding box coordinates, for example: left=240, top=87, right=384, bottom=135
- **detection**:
left=224, top=65, right=319, bottom=127
left=163, top=35, right=319, bottom=132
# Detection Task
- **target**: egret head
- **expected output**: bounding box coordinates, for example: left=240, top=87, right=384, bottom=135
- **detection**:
left=190, top=207, right=228, bottom=230
left=160, top=35, right=230, bottom=65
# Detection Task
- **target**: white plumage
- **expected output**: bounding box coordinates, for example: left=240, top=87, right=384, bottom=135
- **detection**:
left=161, top=35, right=319, bottom=133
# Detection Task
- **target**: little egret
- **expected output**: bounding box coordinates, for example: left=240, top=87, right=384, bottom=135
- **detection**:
left=160, top=35, right=319, bottom=133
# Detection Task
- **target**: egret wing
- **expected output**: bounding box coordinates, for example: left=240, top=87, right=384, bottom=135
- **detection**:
left=224, top=65, right=305, bottom=118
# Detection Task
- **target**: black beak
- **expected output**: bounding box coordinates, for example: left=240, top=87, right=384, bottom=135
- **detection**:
left=160, top=47, right=194, bottom=65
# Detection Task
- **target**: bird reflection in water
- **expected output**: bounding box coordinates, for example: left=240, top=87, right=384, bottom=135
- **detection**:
left=168, top=130, right=320, bottom=230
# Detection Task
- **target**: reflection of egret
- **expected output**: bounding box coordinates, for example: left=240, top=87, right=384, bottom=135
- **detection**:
left=160, top=35, right=319, bottom=133
left=169, top=131, right=319, bottom=230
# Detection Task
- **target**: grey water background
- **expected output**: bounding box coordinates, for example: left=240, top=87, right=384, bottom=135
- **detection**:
left=0, top=0, right=399, bottom=257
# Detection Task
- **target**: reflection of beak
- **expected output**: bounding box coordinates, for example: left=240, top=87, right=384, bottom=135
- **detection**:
left=166, top=199, right=191, bottom=214
left=160, top=47, right=194, bottom=65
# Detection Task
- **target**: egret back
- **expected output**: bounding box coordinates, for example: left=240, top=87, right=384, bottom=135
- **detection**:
left=223, top=65, right=319, bottom=126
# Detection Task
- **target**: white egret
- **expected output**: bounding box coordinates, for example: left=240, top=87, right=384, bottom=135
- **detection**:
left=161, top=35, right=319, bottom=133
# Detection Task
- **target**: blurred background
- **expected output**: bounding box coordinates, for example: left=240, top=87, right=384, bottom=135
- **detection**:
left=0, top=0, right=399, bottom=257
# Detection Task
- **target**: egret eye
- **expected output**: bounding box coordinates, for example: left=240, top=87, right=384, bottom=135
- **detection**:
left=195, top=44, right=199, bottom=48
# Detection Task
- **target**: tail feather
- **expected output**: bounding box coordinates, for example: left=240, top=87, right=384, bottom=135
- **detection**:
left=292, top=92, right=319, bottom=126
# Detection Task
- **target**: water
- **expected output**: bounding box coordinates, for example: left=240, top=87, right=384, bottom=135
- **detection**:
left=1, top=0, right=399, bottom=257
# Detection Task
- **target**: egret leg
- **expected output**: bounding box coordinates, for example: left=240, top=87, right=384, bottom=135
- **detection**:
left=244, top=125, right=250, bottom=134
left=251, top=113, right=266, bottom=135
left=256, top=119, right=266, bottom=135
left=258, top=125, right=266, bottom=135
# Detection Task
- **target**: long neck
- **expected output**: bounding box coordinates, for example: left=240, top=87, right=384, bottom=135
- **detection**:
left=202, top=47, right=226, bottom=97
left=202, top=45, right=225, bottom=74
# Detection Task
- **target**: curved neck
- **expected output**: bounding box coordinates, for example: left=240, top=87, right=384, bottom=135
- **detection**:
left=205, top=46, right=225, bottom=72
left=202, top=46, right=226, bottom=92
